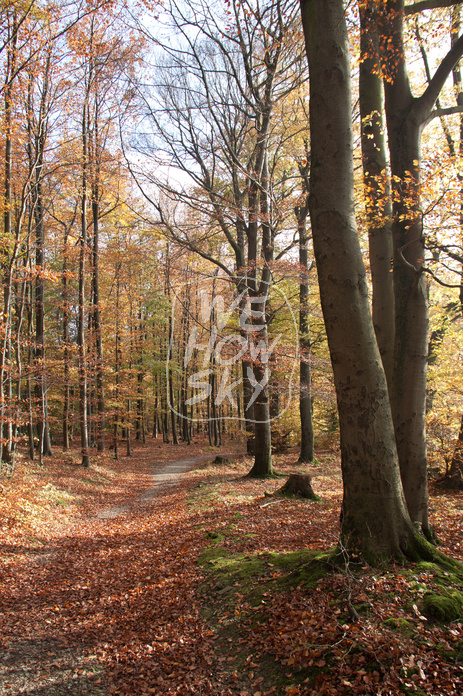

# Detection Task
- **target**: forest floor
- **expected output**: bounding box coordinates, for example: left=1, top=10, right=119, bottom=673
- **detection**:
left=1, top=438, right=463, bottom=696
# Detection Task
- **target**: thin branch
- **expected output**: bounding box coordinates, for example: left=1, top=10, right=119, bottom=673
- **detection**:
left=405, top=1, right=462, bottom=15
left=418, top=31, right=463, bottom=120
left=427, top=104, right=463, bottom=122
left=422, top=266, right=463, bottom=288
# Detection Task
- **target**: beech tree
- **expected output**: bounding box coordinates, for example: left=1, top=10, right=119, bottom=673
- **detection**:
left=300, top=0, right=432, bottom=558
left=358, top=0, right=395, bottom=387
left=355, top=1, right=463, bottom=536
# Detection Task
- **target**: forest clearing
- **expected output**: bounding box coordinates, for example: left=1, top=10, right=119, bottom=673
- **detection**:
left=0, top=439, right=463, bottom=696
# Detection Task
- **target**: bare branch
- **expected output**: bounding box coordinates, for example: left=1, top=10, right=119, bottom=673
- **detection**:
left=426, top=104, right=463, bottom=122
left=418, top=31, right=463, bottom=119
left=405, top=1, right=462, bottom=15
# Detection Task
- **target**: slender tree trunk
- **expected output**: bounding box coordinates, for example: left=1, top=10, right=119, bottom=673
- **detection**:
left=92, top=182, right=105, bottom=451
left=359, top=0, right=395, bottom=385
left=136, top=306, right=145, bottom=442
left=34, top=178, right=52, bottom=456
left=169, top=364, right=178, bottom=444
left=62, top=230, right=70, bottom=450
left=245, top=146, right=274, bottom=476
left=180, top=289, right=191, bottom=444
left=295, top=189, right=314, bottom=463
left=126, top=398, right=132, bottom=456
left=246, top=296, right=273, bottom=477
left=27, top=46, right=53, bottom=458
left=79, top=98, right=90, bottom=468
left=27, top=274, right=35, bottom=460
left=153, top=395, right=159, bottom=439
left=0, top=12, right=17, bottom=467
left=114, top=262, right=121, bottom=460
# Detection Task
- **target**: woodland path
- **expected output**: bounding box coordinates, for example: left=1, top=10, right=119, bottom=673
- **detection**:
left=3, top=444, right=462, bottom=696
left=0, top=442, right=232, bottom=696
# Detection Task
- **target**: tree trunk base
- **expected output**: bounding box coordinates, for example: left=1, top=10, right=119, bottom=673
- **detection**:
left=275, top=474, right=319, bottom=500
left=297, top=453, right=315, bottom=464
left=245, top=467, right=277, bottom=479
left=435, top=470, right=463, bottom=491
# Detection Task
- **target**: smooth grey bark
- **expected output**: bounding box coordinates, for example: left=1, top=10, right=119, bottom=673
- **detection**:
left=300, top=0, right=418, bottom=557
left=448, top=4, right=463, bottom=478
left=359, top=0, right=395, bottom=387
left=246, top=295, right=273, bottom=477
left=136, top=306, right=146, bottom=443
left=295, top=165, right=314, bottom=463
left=207, top=277, right=221, bottom=448
left=382, top=0, right=463, bottom=536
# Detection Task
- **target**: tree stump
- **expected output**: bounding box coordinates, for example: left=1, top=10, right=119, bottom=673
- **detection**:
left=440, top=469, right=463, bottom=490
left=276, top=474, right=319, bottom=500
left=213, top=455, right=232, bottom=465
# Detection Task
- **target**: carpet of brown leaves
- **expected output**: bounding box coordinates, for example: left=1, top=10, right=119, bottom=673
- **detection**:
left=0, top=439, right=462, bottom=695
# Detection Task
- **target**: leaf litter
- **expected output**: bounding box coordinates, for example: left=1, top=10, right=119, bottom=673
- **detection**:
left=0, top=442, right=462, bottom=695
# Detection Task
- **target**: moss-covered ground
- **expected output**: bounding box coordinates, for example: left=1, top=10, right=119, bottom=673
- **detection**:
left=189, top=451, right=463, bottom=695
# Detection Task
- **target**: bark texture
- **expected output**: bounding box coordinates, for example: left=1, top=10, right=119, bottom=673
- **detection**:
left=381, top=0, right=463, bottom=535
left=277, top=474, right=317, bottom=500
left=359, top=0, right=394, bottom=386
left=300, top=0, right=417, bottom=557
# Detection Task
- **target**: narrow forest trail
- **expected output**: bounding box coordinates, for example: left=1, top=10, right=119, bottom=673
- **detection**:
left=0, top=441, right=240, bottom=696
left=2, top=442, right=462, bottom=696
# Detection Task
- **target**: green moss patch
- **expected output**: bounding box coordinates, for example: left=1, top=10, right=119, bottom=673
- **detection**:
left=383, top=617, right=415, bottom=638
left=419, top=589, right=463, bottom=623
left=415, top=561, right=462, bottom=587
left=200, top=536, right=333, bottom=600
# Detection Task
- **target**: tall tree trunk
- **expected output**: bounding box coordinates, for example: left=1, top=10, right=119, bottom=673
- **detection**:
left=136, top=306, right=145, bottom=443
left=383, top=52, right=430, bottom=538
left=246, top=295, right=273, bottom=477
left=114, top=262, right=121, bottom=460
left=169, top=363, right=178, bottom=445
left=126, top=397, right=132, bottom=456
left=90, top=84, right=104, bottom=451
left=180, top=287, right=191, bottom=444
left=448, top=5, right=463, bottom=478
left=359, top=0, right=395, bottom=386
left=62, top=230, right=71, bottom=450
left=0, top=11, right=17, bottom=467
left=300, top=0, right=420, bottom=558
left=34, top=177, right=52, bottom=456
left=26, top=271, right=35, bottom=460
left=92, top=182, right=105, bottom=450
left=29, top=45, right=53, bottom=458
left=243, top=146, right=274, bottom=477
left=295, top=169, right=314, bottom=463
left=79, top=97, right=90, bottom=468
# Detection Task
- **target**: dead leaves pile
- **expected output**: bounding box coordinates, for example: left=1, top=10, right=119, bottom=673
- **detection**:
left=0, top=443, right=462, bottom=695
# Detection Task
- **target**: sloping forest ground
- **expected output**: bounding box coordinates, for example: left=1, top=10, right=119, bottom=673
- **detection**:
left=0, top=439, right=463, bottom=696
